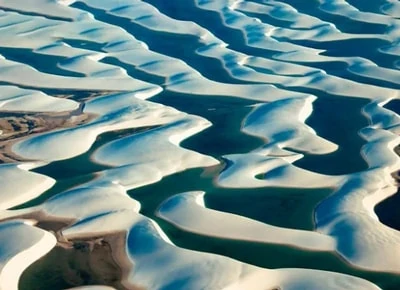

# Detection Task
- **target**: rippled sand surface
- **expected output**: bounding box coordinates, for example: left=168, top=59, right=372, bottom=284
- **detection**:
left=0, top=0, right=400, bottom=289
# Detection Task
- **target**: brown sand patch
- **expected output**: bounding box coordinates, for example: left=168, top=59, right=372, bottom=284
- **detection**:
left=2, top=210, right=144, bottom=290
left=19, top=231, right=145, bottom=290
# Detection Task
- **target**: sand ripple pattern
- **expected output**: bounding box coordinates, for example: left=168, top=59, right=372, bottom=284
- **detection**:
left=0, top=0, right=399, bottom=289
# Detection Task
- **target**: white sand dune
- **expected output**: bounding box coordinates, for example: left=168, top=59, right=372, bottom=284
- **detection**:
left=0, top=220, right=56, bottom=290
left=0, top=85, right=78, bottom=112
left=243, top=96, right=338, bottom=154
left=157, top=191, right=336, bottom=251
left=0, top=163, right=54, bottom=210
left=0, top=0, right=399, bottom=289
left=92, top=115, right=219, bottom=175
left=217, top=153, right=341, bottom=189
